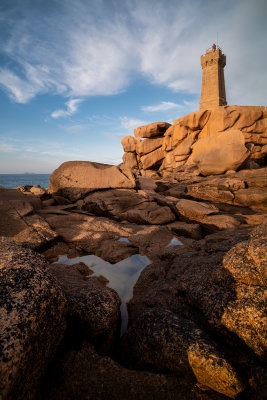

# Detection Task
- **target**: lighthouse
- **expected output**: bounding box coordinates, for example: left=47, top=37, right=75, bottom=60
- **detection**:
left=199, top=44, right=227, bottom=110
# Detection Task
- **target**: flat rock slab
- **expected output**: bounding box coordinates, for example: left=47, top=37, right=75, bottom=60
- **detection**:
left=0, top=237, right=66, bottom=400
left=140, top=147, right=165, bottom=170
left=80, top=189, right=176, bottom=225
left=136, top=137, right=163, bottom=156
left=128, top=225, right=175, bottom=257
left=134, top=122, right=170, bottom=138
left=0, top=188, right=57, bottom=250
left=0, top=187, right=41, bottom=209
left=49, top=161, right=136, bottom=202
left=44, top=213, right=139, bottom=263
left=186, top=168, right=267, bottom=210
left=167, top=221, right=202, bottom=240
left=173, top=110, right=211, bottom=130
left=176, top=199, right=219, bottom=219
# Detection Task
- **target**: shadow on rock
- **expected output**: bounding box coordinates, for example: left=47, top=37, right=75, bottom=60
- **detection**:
left=120, top=224, right=267, bottom=399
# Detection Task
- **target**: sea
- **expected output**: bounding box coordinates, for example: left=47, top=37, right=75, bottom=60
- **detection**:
left=0, top=174, right=50, bottom=189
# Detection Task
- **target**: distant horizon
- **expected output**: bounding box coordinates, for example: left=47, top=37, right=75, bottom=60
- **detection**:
left=1, top=0, right=266, bottom=173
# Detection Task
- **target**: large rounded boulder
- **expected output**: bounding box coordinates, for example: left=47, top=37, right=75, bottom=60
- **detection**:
left=187, top=129, right=250, bottom=175
left=49, top=161, right=136, bottom=201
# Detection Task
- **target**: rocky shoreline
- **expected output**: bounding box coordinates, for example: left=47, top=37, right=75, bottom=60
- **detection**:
left=0, top=107, right=266, bottom=400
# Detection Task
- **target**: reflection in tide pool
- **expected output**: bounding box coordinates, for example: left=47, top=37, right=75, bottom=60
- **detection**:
left=117, top=237, right=131, bottom=243
left=56, top=253, right=150, bottom=334
left=167, top=237, right=183, bottom=246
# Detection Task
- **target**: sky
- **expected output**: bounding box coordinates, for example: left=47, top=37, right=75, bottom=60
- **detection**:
left=0, top=0, right=266, bottom=173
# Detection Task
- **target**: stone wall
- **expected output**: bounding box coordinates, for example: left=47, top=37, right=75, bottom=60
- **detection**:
left=120, top=106, right=267, bottom=177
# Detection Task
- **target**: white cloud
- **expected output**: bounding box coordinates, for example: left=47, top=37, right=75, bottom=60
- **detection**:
left=120, top=117, right=148, bottom=131
left=51, top=98, right=83, bottom=119
left=0, top=0, right=266, bottom=106
left=142, top=101, right=183, bottom=112
left=0, top=68, right=42, bottom=103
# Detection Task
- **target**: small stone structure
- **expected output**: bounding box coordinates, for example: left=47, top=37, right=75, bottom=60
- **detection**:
left=200, top=45, right=227, bottom=110
left=120, top=46, right=266, bottom=176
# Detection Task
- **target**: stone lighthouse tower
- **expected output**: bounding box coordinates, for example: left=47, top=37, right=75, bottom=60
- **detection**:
left=199, top=44, right=227, bottom=110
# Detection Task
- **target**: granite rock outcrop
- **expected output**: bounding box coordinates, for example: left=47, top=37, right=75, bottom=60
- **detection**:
left=0, top=105, right=267, bottom=400
left=120, top=106, right=267, bottom=175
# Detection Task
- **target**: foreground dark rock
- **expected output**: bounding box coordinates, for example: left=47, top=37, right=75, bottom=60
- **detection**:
left=126, top=224, right=267, bottom=398
left=38, top=341, right=226, bottom=400
left=0, top=237, right=66, bottom=400
left=47, top=263, right=121, bottom=353
left=121, top=308, right=244, bottom=398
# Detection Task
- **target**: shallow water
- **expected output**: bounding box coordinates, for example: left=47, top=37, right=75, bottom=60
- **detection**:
left=166, top=237, right=183, bottom=246
left=117, top=237, right=131, bottom=243
left=55, top=253, right=150, bottom=334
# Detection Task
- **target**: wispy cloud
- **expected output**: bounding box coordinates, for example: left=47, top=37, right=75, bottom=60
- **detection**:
left=0, top=0, right=266, bottom=105
left=0, top=68, right=42, bottom=104
left=120, top=117, right=148, bottom=131
left=51, top=98, right=83, bottom=119
left=142, top=101, right=183, bottom=112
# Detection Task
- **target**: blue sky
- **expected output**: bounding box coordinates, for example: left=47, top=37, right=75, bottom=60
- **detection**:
left=0, top=0, right=266, bottom=173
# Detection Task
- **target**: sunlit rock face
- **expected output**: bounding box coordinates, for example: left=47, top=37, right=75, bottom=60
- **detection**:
left=120, top=106, right=267, bottom=175
left=1, top=104, right=266, bottom=400
left=49, top=160, right=136, bottom=201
